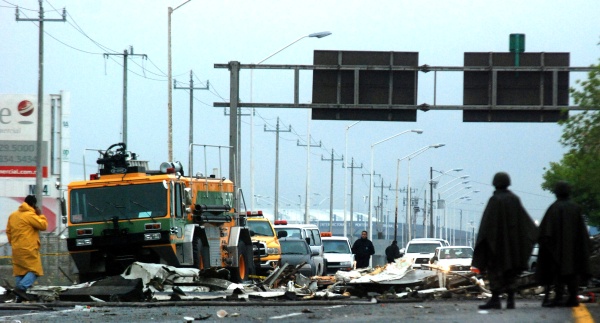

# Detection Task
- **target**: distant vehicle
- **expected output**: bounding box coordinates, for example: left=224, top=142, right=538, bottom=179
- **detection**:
left=401, top=238, right=450, bottom=268
left=246, top=213, right=281, bottom=274
left=528, top=244, right=539, bottom=272
left=429, top=246, right=474, bottom=273
left=274, top=221, right=327, bottom=275
left=321, top=234, right=354, bottom=275
left=279, top=237, right=319, bottom=277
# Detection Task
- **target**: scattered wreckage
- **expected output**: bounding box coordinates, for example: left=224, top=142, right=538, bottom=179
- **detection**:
left=1, top=257, right=558, bottom=306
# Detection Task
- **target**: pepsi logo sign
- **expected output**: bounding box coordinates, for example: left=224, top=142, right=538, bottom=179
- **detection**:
left=18, top=100, right=34, bottom=117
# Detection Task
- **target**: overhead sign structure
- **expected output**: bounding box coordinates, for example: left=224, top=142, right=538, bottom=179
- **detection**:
left=463, top=52, right=570, bottom=122
left=312, top=50, right=419, bottom=121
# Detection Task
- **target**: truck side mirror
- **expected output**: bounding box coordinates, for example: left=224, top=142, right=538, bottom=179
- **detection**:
left=59, top=197, right=67, bottom=224
left=277, top=231, right=288, bottom=238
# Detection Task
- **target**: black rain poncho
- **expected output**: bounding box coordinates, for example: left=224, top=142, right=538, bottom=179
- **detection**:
left=472, top=188, right=538, bottom=275
left=536, top=195, right=591, bottom=284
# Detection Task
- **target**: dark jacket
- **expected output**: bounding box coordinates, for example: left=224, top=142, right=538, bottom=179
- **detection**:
left=352, top=238, right=375, bottom=268
left=536, top=197, right=591, bottom=284
left=472, top=188, right=538, bottom=274
left=385, top=243, right=401, bottom=262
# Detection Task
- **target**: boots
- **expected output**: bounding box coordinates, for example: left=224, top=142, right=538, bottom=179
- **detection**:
left=479, top=292, right=501, bottom=309
left=563, top=281, right=579, bottom=307
left=506, top=291, right=515, bottom=309
left=542, top=285, right=554, bottom=307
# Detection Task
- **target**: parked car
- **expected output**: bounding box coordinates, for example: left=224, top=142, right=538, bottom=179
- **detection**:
left=429, top=246, right=474, bottom=273
left=401, top=238, right=450, bottom=268
left=274, top=221, right=327, bottom=275
left=278, top=237, right=319, bottom=277
left=321, top=234, right=354, bottom=275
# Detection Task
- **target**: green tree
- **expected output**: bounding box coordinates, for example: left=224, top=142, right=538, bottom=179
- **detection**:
left=542, top=59, right=600, bottom=227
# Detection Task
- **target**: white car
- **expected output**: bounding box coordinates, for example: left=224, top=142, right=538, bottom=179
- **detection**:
left=321, top=236, right=354, bottom=275
left=429, top=246, right=474, bottom=273
left=401, top=238, right=449, bottom=268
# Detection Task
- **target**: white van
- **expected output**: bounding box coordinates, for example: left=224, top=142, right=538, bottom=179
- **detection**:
left=273, top=221, right=327, bottom=275
left=401, top=238, right=450, bottom=268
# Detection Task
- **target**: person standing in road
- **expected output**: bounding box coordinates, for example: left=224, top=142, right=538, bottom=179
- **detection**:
left=536, top=181, right=591, bottom=307
left=352, top=230, right=375, bottom=269
left=472, top=172, right=538, bottom=310
left=6, top=195, right=48, bottom=302
left=385, top=240, right=401, bottom=263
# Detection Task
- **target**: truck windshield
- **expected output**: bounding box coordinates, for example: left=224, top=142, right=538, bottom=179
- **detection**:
left=69, top=183, right=167, bottom=223
left=406, top=243, right=440, bottom=254
left=323, top=240, right=350, bottom=253
left=247, top=220, right=275, bottom=237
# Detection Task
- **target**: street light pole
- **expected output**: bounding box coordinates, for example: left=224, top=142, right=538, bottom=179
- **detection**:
left=249, top=31, right=331, bottom=211
left=401, top=144, right=445, bottom=240
left=369, top=129, right=423, bottom=241
left=430, top=168, right=463, bottom=238
left=167, top=0, right=191, bottom=162
left=344, top=121, right=360, bottom=238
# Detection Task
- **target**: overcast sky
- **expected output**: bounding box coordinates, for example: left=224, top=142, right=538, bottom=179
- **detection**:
left=1, top=0, right=599, bottom=229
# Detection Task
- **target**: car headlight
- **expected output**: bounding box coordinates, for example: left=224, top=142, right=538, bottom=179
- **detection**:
left=267, top=247, right=280, bottom=255
left=340, top=261, right=352, bottom=267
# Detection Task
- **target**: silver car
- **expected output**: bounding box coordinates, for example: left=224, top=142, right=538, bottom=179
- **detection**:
left=279, top=237, right=319, bottom=277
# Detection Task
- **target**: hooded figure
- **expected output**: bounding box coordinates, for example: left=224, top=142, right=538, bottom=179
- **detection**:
left=385, top=240, right=401, bottom=263
left=472, top=172, right=538, bottom=310
left=6, top=195, right=48, bottom=300
left=536, top=181, right=590, bottom=307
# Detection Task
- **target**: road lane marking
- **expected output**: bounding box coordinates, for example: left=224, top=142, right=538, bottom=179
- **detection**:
left=573, top=304, right=595, bottom=323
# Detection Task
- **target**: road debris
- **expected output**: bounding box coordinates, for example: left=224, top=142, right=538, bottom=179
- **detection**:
left=3, top=256, right=599, bottom=305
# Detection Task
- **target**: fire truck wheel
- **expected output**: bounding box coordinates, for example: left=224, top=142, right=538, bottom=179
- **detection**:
left=229, top=241, right=255, bottom=283
left=192, top=236, right=209, bottom=270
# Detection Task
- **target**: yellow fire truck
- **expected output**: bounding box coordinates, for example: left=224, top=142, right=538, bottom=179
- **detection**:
left=65, top=143, right=255, bottom=283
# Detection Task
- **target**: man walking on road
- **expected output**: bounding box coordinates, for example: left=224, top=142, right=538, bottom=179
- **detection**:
left=472, top=172, right=537, bottom=310
left=352, top=230, right=375, bottom=268
left=6, top=195, right=48, bottom=302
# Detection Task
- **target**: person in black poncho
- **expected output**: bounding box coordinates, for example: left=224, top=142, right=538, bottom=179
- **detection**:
left=472, top=172, right=538, bottom=310
left=536, top=181, right=591, bottom=307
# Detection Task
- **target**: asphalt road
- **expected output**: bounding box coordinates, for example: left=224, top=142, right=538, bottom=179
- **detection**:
left=0, top=298, right=597, bottom=322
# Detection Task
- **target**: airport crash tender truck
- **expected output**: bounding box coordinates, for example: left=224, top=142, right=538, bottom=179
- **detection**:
left=65, top=143, right=256, bottom=283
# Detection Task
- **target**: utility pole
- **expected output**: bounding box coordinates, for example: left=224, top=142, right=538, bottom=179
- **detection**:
left=429, top=167, right=435, bottom=238
left=174, top=70, right=209, bottom=148
left=361, top=172, right=380, bottom=234
left=344, top=158, right=362, bottom=241
left=321, top=149, right=343, bottom=232
left=374, top=180, right=391, bottom=239
left=389, top=185, right=403, bottom=243
left=264, top=117, right=291, bottom=221
left=297, top=138, right=321, bottom=224
left=104, top=46, right=147, bottom=145
left=16, top=1, right=66, bottom=208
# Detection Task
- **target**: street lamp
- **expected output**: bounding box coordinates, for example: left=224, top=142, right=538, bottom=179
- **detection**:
left=403, top=144, right=445, bottom=240
left=369, top=129, right=423, bottom=241
left=439, top=184, right=473, bottom=239
left=437, top=175, right=470, bottom=190
left=429, top=168, right=463, bottom=238
left=167, top=0, right=191, bottom=162
left=344, top=121, right=360, bottom=238
left=249, top=31, right=332, bottom=211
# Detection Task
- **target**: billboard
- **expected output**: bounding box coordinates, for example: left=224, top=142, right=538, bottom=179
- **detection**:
left=0, top=93, right=70, bottom=242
